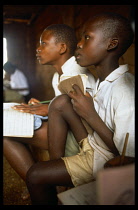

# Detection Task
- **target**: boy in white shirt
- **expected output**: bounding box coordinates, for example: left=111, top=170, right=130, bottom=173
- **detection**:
left=4, top=24, right=95, bottom=199
left=26, top=12, right=135, bottom=205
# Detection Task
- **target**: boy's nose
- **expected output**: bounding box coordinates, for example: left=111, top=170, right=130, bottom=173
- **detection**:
left=36, top=49, right=41, bottom=53
left=77, top=43, right=82, bottom=49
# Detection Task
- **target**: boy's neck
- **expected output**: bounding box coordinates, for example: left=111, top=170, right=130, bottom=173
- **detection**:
left=54, top=55, right=72, bottom=75
left=96, top=61, right=119, bottom=82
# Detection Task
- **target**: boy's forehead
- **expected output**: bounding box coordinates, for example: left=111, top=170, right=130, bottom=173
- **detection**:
left=40, top=30, right=55, bottom=40
left=84, top=17, right=104, bottom=33
left=84, top=21, right=100, bottom=32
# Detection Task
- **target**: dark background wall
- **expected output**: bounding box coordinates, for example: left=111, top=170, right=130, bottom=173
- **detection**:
left=3, top=5, right=135, bottom=101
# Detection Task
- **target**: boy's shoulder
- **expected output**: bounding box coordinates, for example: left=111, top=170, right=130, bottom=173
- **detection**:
left=115, top=71, right=134, bottom=87
left=109, top=64, right=134, bottom=86
left=111, top=71, right=134, bottom=100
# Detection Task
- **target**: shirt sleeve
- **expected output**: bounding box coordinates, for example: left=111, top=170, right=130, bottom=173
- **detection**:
left=112, top=77, right=135, bottom=157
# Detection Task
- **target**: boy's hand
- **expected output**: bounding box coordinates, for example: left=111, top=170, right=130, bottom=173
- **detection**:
left=12, top=103, right=49, bottom=116
left=28, top=98, right=40, bottom=105
left=68, top=84, right=95, bottom=121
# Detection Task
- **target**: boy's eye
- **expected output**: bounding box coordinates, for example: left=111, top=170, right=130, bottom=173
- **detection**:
left=85, top=35, right=90, bottom=40
left=40, top=41, right=46, bottom=45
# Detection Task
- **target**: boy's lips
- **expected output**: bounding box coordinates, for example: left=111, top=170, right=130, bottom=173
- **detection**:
left=75, top=53, right=81, bottom=60
left=36, top=55, right=41, bottom=60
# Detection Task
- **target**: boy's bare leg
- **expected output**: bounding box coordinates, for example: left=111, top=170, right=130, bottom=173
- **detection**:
left=4, top=138, right=35, bottom=181
left=26, top=158, right=74, bottom=205
left=26, top=94, right=88, bottom=204
left=3, top=121, right=49, bottom=199
left=4, top=94, right=86, bottom=178
left=3, top=121, right=48, bottom=180
left=48, top=94, right=88, bottom=159
left=3, top=138, right=35, bottom=200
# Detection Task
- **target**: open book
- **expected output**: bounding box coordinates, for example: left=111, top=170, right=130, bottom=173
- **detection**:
left=3, top=103, right=34, bottom=138
left=57, top=164, right=134, bottom=205
left=58, top=74, right=88, bottom=94
left=57, top=181, right=97, bottom=205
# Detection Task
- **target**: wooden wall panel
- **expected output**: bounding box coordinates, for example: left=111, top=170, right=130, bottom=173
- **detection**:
left=3, top=5, right=135, bottom=101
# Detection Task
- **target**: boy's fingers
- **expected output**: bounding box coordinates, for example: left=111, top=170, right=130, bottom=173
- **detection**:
left=85, top=91, right=91, bottom=97
left=28, top=101, right=38, bottom=105
left=72, top=84, right=83, bottom=94
left=68, top=91, right=75, bottom=99
left=68, top=84, right=84, bottom=99
left=28, top=98, right=40, bottom=104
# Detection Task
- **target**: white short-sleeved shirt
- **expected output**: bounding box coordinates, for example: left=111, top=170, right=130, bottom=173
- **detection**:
left=10, top=69, right=30, bottom=96
left=87, top=64, right=135, bottom=177
left=52, top=56, right=96, bottom=96
left=34, top=56, right=96, bottom=132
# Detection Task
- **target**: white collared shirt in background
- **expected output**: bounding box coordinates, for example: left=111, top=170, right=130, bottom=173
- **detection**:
left=10, top=68, right=30, bottom=96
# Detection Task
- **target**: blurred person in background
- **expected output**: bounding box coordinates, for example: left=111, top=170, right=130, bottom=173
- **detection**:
left=3, top=61, right=30, bottom=103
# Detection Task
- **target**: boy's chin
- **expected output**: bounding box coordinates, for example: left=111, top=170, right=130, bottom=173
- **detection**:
left=75, top=58, right=84, bottom=66
left=76, top=58, right=90, bottom=67
left=76, top=61, right=86, bottom=67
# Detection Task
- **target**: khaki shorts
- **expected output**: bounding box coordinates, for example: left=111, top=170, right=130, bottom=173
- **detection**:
left=62, top=137, right=94, bottom=187
left=65, top=131, right=80, bottom=157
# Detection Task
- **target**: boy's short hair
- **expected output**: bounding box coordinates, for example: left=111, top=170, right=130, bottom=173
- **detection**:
left=89, top=12, right=134, bottom=57
left=44, top=24, right=77, bottom=56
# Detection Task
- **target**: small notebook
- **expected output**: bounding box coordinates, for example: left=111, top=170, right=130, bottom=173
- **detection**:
left=58, top=74, right=88, bottom=94
left=3, top=103, right=34, bottom=138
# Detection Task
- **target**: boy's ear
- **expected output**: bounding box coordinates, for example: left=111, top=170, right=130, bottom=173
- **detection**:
left=59, top=43, right=67, bottom=54
left=107, top=38, right=119, bottom=51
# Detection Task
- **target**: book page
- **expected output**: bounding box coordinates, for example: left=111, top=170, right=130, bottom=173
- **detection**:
left=57, top=181, right=97, bottom=205
left=3, top=103, right=34, bottom=138
left=57, top=164, right=135, bottom=205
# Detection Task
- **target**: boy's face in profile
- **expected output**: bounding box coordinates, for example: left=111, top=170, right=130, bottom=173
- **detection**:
left=36, top=30, right=61, bottom=66
left=75, top=18, right=109, bottom=67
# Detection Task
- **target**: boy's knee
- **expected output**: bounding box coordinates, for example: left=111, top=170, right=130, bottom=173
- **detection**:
left=49, top=94, right=71, bottom=112
left=26, top=163, right=40, bottom=187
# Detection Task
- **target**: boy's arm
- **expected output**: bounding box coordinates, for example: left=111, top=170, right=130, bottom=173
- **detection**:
left=68, top=84, right=119, bottom=156
left=86, top=109, right=119, bottom=156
